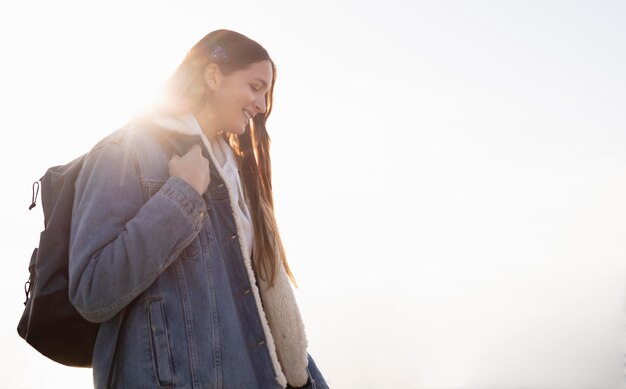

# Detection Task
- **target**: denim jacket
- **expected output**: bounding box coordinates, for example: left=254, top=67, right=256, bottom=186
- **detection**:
left=68, top=124, right=328, bottom=389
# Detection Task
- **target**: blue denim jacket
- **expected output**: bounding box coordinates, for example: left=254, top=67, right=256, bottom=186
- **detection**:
left=68, top=125, right=328, bottom=388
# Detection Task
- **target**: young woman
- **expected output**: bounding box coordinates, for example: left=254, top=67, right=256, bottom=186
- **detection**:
left=68, top=29, right=328, bottom=389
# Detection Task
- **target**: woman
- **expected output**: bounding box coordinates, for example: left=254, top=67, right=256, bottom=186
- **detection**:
left=68, top=29, right=328, bottom=389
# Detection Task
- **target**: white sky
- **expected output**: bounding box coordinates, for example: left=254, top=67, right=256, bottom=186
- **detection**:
left=1, top=1, right=625, bottom=388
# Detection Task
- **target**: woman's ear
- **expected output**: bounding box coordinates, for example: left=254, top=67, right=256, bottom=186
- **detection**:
left=203, top=63, right=222, bottom=91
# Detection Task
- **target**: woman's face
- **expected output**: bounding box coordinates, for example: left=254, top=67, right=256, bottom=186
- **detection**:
left=208, top=59, right=273, bottom=135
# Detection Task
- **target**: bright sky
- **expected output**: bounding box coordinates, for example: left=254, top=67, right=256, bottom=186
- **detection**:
left=1, top=1, right=626, bottom=388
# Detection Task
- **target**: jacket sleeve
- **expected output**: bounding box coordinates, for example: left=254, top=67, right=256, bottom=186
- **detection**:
left=68, top=141, right=207, bottom=323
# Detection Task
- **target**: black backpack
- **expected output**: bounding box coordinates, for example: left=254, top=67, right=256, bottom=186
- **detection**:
left=17, top=127, right=198, bottom=368
left=17, top=154, right=99, bottom=367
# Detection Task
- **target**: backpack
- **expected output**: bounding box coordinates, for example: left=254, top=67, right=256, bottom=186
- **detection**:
left=17, top=127, right=195, bottom=368
left=17, top=154, right=99, bottom=367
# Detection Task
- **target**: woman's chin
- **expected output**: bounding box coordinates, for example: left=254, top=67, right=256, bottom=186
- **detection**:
left=226, top=126, right=247, bottom=136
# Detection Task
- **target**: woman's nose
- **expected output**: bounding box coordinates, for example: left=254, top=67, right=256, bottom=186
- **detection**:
left=255, top=97, right=267, bottom=115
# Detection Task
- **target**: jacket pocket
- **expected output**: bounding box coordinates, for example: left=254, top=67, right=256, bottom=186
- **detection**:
left=147, top=298, right=174, bottom=387
left=180, top=236, right=202, bottom=259
left=180, top=220, right=214, bottom=260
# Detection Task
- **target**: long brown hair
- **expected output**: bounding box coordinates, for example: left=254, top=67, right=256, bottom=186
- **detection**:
left=146, top=29, right=294, bottom=287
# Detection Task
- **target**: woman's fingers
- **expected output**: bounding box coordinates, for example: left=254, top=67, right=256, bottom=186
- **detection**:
left=168, top=144, right=211, bottom=195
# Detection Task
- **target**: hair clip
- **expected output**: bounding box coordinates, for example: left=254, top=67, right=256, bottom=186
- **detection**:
left=211, top=45, right=226, bottom=60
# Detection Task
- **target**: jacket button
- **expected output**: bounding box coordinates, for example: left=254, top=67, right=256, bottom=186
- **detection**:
left=249, top=339, right=266, bottom=348
left=230, top=234, right=237, bottom=240
left=243, top=288, right=251, bottom=294
left=199, top=211, right=206, bottom=220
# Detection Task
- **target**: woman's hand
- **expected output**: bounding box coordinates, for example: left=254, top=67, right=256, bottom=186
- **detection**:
left=168, top=144, right=211, bottom=195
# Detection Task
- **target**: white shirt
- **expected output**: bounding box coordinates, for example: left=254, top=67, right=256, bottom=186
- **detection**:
left=208, top=133, right=255, bottom=259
